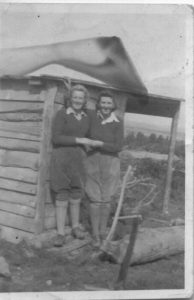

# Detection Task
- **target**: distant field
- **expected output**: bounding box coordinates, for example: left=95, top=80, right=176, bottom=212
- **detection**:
left=123, top=130, right=185, bottom=158
left=125, top=126, right=185, bottom=141
left=120, top=149, right=180, bottom=161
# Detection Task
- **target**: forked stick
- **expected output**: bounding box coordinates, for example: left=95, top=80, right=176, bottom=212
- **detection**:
left=101, top=165, right=133, bottom=250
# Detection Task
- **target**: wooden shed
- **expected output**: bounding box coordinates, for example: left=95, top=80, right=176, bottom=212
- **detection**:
left=0, top=75, right=184, bottom=242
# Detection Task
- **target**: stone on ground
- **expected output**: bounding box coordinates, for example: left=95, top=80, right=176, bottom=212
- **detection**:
left=0, top=256, right=11, bottom=278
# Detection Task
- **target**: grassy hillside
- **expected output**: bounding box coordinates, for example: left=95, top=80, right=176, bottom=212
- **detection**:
left=124, top=131, right=185, bottom=158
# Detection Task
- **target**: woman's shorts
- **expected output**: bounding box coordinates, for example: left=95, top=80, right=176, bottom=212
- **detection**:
left=50, top=147, right=86, bottom=200
left=85, top=152, right=120, bottom=204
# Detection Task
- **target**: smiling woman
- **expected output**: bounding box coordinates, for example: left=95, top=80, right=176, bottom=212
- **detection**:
left=85, top=90, right=124, bottom=247
left=50, top=84, right=93, bottom=246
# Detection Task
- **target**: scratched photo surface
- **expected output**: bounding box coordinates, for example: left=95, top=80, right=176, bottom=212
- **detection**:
left=0, top=3, right=193, bottom=300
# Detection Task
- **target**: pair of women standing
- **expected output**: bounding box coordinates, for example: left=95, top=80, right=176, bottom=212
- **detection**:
left=50, top=85, right=124, bottom=247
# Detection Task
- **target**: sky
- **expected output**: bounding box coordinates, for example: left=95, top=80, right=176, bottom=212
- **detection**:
left=0, top=3, right=192, bottom=133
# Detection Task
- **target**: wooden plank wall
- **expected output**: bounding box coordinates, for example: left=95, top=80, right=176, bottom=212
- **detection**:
left=42, top=82, right=68, bottom=231
left=0, top=79, right=45, bottom=234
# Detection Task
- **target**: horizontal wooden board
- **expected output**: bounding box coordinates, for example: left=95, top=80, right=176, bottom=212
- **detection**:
left=0, top=200, right=35, bottom=218
left=0, top=137, right=40, bottom=153
left=0, top=210, right=35, bottom=232
left=0, top=112, right=42, bottom=122
left=0, top=178, right=37, bottom=194
left=0, top=121, right=41, bottom=136
left=126, top=94, right=179, bottom=118
left=0, top=189, right=36, bottom=207
left=0, top=83, right=45, bottom=102
left=0, top=149, right=39, bottom=170
left=0, top=130, right=41, bottom=141
left=0, top=101, right=43, bottom=113
left=0, top=166, right=37, bottom=183
left=0, top=225, right=34, bottom=244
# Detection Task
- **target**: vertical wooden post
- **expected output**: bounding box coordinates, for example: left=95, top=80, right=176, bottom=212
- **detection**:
left=34, top=82, right=58, bottom=234
left=163, top=105, right=180, bottom=214
left=115, top=216, right=140, bottom=290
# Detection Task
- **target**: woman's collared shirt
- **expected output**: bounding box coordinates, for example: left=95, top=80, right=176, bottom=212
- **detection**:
left=52, top=107, right=89, bottom=147
left=88, top=110, right=124, bottom=155
left=96, top=111, right=120, bottom=125
left=66, top=106, right=87, bottom=121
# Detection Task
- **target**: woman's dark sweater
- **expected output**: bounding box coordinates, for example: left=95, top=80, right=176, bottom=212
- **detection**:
left=88, top=110, right=124, bottom=156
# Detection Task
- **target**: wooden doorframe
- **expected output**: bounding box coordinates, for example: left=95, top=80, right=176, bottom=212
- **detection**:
left=34, top=82, right=58, bottom=234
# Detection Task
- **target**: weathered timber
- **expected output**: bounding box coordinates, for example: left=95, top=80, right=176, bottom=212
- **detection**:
left=53, top=84, right=68, bottom=105
left=0, top=189, right=36, bottom=207
left=163, top=107, right=180, bottom=214
left=0, top=112, right=42, bottom=122
left=45, top=182, right=53, bottom=203
left=0, top=149, right=39, bottom=170
left=0, top=201, right=35, bottom=218
left=34, top=84, right=58, bottom=234
left=0, top=166, right=37, bottom=183
left=44, top=216, right=56, bottom=230
left=0, top=121, right=41, bottom=136
left=0, top=81, right=45, bottom=102
left=0, top=210, right=35, bottom=233
left=125, top=93, right=180, bottom=118
left=54, top=103, right=64, bottom=114
left=104, top=226, right=184, bottom=265
left=45, top=203, right=55, bottom=217
left=0, top=137, right=40, bottom=153
left=0, top=101, right=43, bottom=113
left=0, top=178, right=37, bottom=194
left=103, top=166, right=133, bottom=245
left=115, top=217, right=140, bottom=290
left=0, top=225, right=34, bottom=244
left=0, top=130, right=41, bottom=141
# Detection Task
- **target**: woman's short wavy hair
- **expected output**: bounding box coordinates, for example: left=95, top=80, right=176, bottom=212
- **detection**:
left=66, top=84, right=89, bottom=109
left=96, top=90, right=117, bottom=111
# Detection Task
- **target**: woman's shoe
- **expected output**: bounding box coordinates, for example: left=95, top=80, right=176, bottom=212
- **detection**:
left=91, top=235, right=101, bottom=248
left=54, top=234, right=66, bottom=247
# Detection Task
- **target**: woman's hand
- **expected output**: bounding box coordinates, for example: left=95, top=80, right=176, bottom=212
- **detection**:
left=76, top=138, right=104, bottom=147
left=76, top=138, right=94, bottom=146
left=90, top=140, right=104, bottom=147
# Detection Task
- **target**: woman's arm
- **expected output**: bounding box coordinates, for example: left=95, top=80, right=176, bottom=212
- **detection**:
left=101, top=120, right=124, bottom=153
left=52, top=109, right=96, bottom=147
left=52, top=109, right=77, bottom=146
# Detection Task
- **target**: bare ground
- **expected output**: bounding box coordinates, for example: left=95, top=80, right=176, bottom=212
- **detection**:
left=0, top=239, right=184, bottom=292
left=0, top=196, right=184, bottom=293
left=0, top=156, right=185, bottom=293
